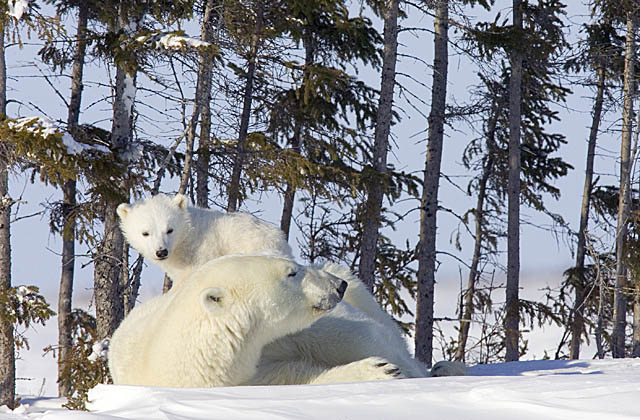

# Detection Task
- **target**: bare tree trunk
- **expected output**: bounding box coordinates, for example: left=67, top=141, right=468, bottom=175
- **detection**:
left=94, top=205, right=126, bottom=340
left=195, top=0, right=219, bottom=209
left=570, top=66, right=606, bottom=360
left=595, top=268, right=605, bottom=359
left=280, top=181, right=297, bottom=241
left=415, top=0, right=448, bottom=367
left=57, top=2, right=88, bottom=397
left=504, top=0, right=523, bottom=363
left=359, top=0, right=399, bottom=293
left=179, top=126, right=195, bottom=195
left=633, top=285, right=640, bottom=357
left=613, top=13, right=637, bottom=359
left=0, top=26, right=15, bottom=410
left=456, top=154, right=494, bottom=362
left=280, top=122, right=302, bottom=240
left=227, top=5, right=264, bottom=212
left=0, top=166, right=13, bottom=411
left=179, top=130, right=195, bottom=196
left=94, top=8, right=138, bottom=340
left=196, top=101, right=211, bottom=208
left=280, top=32, right=314, bottom=239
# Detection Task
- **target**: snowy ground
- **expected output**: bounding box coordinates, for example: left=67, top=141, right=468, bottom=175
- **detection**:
left=3, top=359, right=639, bottom=419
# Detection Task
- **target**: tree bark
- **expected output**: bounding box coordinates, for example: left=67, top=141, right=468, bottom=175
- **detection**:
left=359, top=0, right=399, bottom=293
left=94, top=7, right=137, bottom=340
left=195, top=0, right=219, bottom=208
left=227, top=4, right=264, bottom=212
left=504, top=0, right=523, bottom=363
left=58, top=2, right=88, bottom=397
left=570, top=66, right=606, bottom=360
left=280, top=182, right=297, bottom=241
left=415, top=0, right=448, bottom=367
left=196, top=100, right=211, bottom=208
left=0, top=25, right=15, bottom=410
left=613, top=12, right=637, bottom=359
left=94, top=204, right=126, bottom=340
left=279, top=31, right=314, bottom=239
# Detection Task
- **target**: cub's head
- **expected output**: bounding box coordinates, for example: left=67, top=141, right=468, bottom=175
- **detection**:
left=116, top=194, right=190, bottom=261
left=187, top=255, right=348, bottom=338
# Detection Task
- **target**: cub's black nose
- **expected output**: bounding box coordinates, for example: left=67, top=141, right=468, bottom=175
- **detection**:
left=337, top=280, right=348, bottom=299
left=156, top=249, right=168, bottom=259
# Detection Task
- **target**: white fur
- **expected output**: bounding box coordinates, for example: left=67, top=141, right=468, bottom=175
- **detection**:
left=117, top=194, right=293, bottom=285
left=108, top=255, right=346, bottom=387
left=116, top=195, right=464, bottom=383
left=252, top=263, right=465, bottom=384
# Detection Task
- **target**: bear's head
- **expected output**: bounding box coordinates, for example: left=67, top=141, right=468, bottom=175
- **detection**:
left=189, top=255, right=348, bottom=333
left=116, top=194, right=190, bottom=262
left=154, top=255, right=348, bottom=386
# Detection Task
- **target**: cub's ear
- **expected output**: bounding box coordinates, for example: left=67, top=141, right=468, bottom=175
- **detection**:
left=200, top=287, right=229, bottom=314
left=173, top=193, right=188, bottom=210
left=116, top=203, right=131, bottom=220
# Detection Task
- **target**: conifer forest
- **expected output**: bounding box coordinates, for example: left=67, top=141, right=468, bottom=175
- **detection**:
left=1, top=0, right=640, bottom=409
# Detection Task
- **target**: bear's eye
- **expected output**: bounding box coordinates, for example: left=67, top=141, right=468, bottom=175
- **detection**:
left=208, top=295, right=221, bottom=303
left=287, top=270, right=298, bottom=278
left=167, top=228, right=174, bottom=234
left=142, top=232, right=149, bottom=237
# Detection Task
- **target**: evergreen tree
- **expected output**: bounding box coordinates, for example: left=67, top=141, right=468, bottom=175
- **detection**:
left=562, top=17, right=624, bottom=359
left=456, top=0, right=571, bottom=362
left=613, top=9, right=637, bottom=359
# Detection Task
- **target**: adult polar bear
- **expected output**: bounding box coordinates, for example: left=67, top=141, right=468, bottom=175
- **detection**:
left=116, top=194, right=458, bottom=383
left=109, top=256, right=363, bottom=386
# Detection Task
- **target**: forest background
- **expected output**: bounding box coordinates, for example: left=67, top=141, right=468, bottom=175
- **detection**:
left=1, top=0, right=639, bottom=409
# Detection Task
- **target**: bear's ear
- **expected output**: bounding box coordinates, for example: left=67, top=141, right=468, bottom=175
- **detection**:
left=173, top=193, right=188, bottom=211
left=116, top=203, right=131, bottom=220
left=199, top=287, right=229, bottom=314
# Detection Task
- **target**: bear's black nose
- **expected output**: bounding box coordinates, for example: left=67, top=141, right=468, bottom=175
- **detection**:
left=336, top=280, right=348, bottom=299
left=156, top=249, right=168, bottom=259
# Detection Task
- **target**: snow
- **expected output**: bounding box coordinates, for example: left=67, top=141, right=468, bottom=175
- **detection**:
left=8, top=117, right=110, bottom=155
left=136, top=33, right=213, bottom=51
left=3, top=359, right=639, bottom=419
left=156, top=34, right=210, bottom=50
left=87, top=340, right=109, bottom=363
left=121, top=76, right=136, bottom=123
left=6, top=0, right=28, bottom=20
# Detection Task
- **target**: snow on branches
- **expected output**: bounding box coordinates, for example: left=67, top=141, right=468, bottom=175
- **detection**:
left=134, top=31, right=219, bottom=55
left=6, top=0, right=28, bottom=20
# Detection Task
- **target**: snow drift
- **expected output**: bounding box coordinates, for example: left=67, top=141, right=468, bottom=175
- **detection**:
left=3, top=359, right=639, bottom=420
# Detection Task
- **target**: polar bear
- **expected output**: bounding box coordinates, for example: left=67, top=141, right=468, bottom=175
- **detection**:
left=116, top=193, right=293, bottom=285
left=115, top=195, right=463, bottom=382
left=108, top=255, right=406, bottom=387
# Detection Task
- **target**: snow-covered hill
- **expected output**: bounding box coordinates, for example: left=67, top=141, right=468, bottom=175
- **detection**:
left=3, top=359, right=639, bottom=419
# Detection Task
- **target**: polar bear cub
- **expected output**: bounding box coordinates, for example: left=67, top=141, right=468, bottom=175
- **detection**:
left=108, top=255, right=348, bottom=387
left=116, top=194, right=293, bottom=285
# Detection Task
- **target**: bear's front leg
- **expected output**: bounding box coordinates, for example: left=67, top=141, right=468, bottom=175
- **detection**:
left=308, top=357, right=405, bottom=384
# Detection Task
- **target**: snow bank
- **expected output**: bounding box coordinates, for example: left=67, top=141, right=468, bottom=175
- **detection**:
left=3, top=359, right=639, bottom=419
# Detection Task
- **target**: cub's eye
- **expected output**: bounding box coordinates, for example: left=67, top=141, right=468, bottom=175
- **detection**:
left=167, top=228, right=174, bottom=234
left=142, top=232, right=149, bottom=237
left=287, top=270, right=298, bottom=278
